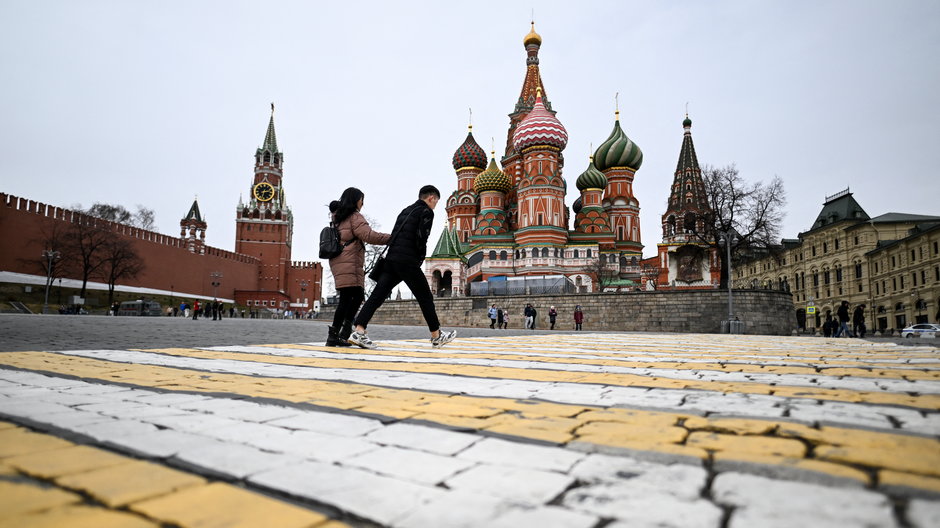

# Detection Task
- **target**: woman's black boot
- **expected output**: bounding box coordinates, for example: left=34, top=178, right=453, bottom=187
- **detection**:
left=326, top=325, right=347, bottom=347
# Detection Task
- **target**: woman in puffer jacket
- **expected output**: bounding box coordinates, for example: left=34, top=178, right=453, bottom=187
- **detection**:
left=326, top=187, right=391, bottom=346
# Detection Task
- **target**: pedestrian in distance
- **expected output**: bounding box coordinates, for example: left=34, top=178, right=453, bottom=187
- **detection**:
left=325, top=187, right=391, bottom=347
left=192, top=300, right=200, bottom=320
left=548, top=306, right=557, bottom=330
left=853, top=304, right=866, bottom=339
left=835, top=300, right=851, bottom=337
left=496, top=306, right=505, bottom=329
left=531, top=305, right=538, bottom=329
left=488, top=304, right=498, bottom=329
left=574, top=305, right=584, bottom=330
left=823, top=313, right=833, bottom=337
left=349, top=185, right=456, bottom=349
left=524, top=304, right=535, bottom=329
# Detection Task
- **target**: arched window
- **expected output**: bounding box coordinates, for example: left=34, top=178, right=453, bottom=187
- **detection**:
left=489, top=251, right=497, bottom=261
left=587, top=249, right=592, bottom=258
left=573, top=250, right=580, bottom=259
left=500, top=251, right=507, bottom=260
left=263, top=152, right=271, bottom=163
left=541, top=248, right=548, bottom=258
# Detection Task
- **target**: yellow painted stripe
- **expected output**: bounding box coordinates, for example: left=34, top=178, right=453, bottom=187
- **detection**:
left=2, top=351, right=939, bottom=494
left=0, top=422, right=343, bottom=528
left=132, top=347, right=940, bottom=410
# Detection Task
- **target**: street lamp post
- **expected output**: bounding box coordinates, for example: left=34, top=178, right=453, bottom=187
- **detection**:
left=42, top=250, right=60, bottom=315
left=718, top=229, right=739, bottom=333
left=299, top=280, right=309, bottom=317
left=210, top=272, right=222, bottom=299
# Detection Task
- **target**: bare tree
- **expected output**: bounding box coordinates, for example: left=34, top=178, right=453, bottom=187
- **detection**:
left=83, top=203, right=156, bottom=230
left=98, top=237, right=145, bottom=306
left=582, top=258, right=619, bottom=292
left=20, top=222, right=71, bottom=283
left=685, top=164, right=786, bottom=289
left=362, top=214, right=385, bottom=298
left=64, top=215, right=111, bottom=299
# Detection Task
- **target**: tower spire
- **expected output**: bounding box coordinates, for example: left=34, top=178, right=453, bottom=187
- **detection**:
left=262, top=103, right=278, bottom=153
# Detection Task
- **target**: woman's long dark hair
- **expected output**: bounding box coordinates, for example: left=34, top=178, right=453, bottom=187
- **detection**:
left=329, top=187, right=364, bottom=225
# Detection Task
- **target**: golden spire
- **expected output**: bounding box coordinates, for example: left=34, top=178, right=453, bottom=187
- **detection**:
left=468, top=107, right=473, bottom=132
left=615, top=92, right=620, bottom=121
left=536, top=86, right=543, bottom=99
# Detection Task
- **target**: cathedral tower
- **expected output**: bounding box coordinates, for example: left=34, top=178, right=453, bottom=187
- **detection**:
left=656, top=115, right=718, bottom=288
left=447, top=126, right=486, bottom=243
left=511, top=88, right=569, bottom=247
left=595, top=110, right=643, bottom=256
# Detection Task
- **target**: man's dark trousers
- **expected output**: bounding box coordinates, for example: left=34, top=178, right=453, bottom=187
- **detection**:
left=354, top=261, right=440, bottom=331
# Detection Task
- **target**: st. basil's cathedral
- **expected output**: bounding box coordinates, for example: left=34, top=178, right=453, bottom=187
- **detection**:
left=425, top=24, right=720, bottom=296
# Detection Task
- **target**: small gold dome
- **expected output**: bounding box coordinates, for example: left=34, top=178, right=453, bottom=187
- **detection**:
left=523, top=22, right=542, bottom=47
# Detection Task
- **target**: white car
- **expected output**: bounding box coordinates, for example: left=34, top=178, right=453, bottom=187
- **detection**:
left=901, top=323, right=940, bottom=338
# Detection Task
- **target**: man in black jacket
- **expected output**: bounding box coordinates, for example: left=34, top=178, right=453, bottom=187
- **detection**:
left=349, top=185, right=456, bottom=349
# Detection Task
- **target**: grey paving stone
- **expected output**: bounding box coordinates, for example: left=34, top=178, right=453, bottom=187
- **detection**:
left=562, top=482, right=723, bottom=528
left=445, top=464, right=573, bottom=504
left=70, top=419, right=160, bottom=441
left=365, top=422, right=481, bottom=455
left=77, top=402, right=193, bottom=419
left=177, top=398, right=301, bottom=422
left=712, top=472, right=896, bottom=528
left=344, top=445, right=476, bottom=485
left=487, top=506, right=599, bottom=528
left=907, top=499, right=940, bottom=528
left=266, top=410, right=383, bottom=436
left=570, top=454, right=707, bottom=499
left=141, top=413, right=246, bottom=433
left=457, top=437, right=584, bottom=472
left=251, top=460, right=443, bottom=525
left=786, top=401, right=894, bottom=430
left=126, top=392, right=210, bottom=406
left=175, top=441, right=301, bottom=479
left=108, top=429, right=213, bottom=458
left=34, top=410, right=113, bottom=428
left=393, top=490, right=510, bottom=528
left=207, top=421, right=378, bottom=462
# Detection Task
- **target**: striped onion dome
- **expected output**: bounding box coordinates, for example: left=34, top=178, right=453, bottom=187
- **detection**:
left=452, top=129, right=487, bottom=170
left=576, top=158, right=608, bottom=191
left=473, top=157, right=512, bottom=194
left=572, top=196, right=583, bottom=214
left=511, top=91, right=568, bottom=152
left=593, top=115, right=643, bottom=171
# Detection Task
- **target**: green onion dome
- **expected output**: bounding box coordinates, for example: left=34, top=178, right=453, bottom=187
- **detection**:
left=575, top=158, right=607, bottom=191
left=452, top=128, right=487, bottom=170
left=473, top=157, right=512, bottom=194
left=572, top=196, right=583, bottom=214
left=593, top=115, right=643, bottom=171
left=683, top=116, right=692, bottom=128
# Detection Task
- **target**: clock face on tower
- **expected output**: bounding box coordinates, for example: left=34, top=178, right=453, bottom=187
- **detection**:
left=253, top=182, right=275, bottom=202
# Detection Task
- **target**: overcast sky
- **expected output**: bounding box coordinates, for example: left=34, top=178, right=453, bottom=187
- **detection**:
left=2, top=1, right=938, bottom=268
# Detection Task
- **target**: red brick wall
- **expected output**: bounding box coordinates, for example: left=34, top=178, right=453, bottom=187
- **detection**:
left=0, top=193, right=261, bottom=301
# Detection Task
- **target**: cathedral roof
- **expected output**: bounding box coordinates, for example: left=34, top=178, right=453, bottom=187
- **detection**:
left=474, top=157, right=512, bottom=194
left=523, top=22, right=542, bottom=47
left=664, top=115, right=709, bottom=218
left=512, top=90, right=568, bottom=151
left=430, top=227, right=464, bottom=260
left=576, top=158, right=607, bottom=191
left=452, top=128, right=487, bottom=170
left=593, top=114, right=642, bottom=171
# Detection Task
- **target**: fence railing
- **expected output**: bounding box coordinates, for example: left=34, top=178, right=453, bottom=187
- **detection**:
left=469, top=276, right=577, bottom=297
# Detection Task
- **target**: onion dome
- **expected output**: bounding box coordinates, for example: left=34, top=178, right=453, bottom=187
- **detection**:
left=524, top=22, right=542, bottom=47
left=683, top=115, right=692, bottom=128
left=576, top=158, right=607, bottom=191
left=452, top=127, right=487, bottom=170
left=572, top=196, right=583, bottom=214
left=512, top=89, right=568, bottom=151
left=593, top=113, right=643, bottom=171
left=474, top=157, right=512, bottom=194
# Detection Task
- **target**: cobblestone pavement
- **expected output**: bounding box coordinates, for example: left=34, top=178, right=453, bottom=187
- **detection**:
left=1, top=318, right=939, bottom=527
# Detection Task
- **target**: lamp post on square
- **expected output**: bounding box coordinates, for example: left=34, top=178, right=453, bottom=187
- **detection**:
left=718, top=228, right=741, bottom=333
left=42, top=250, right=60, bottom=315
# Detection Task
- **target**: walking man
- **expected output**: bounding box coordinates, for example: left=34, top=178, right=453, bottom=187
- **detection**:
left=835, top=300, right=851, bottom=337
left=853, top=304, right=866, bottom=339
left=349, top=185, right=456, bottom=349
left=488, top=304, right=498, bottom=329
left=524, top=304, right=535, bottom=329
